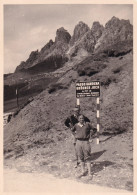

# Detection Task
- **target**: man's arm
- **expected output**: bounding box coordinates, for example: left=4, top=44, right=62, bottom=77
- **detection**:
left=89, top=123, right=97, bottom=139
left=65, top=117, right=71, bottom=128
left=71, top=125, right=76, bottom=135
left=84, top=116, right=90, bottom=123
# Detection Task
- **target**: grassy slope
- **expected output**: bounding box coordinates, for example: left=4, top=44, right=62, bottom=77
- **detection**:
left=4, top=53, right=133, bottom=191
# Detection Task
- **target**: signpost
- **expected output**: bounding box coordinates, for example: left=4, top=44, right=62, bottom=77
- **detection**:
left=76, top=81, right=100, bottom=144
left=16, top=88, right=19, bottom=108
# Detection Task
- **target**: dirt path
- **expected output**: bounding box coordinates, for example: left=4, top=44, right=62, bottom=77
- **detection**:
left=4, top=168, right=128, bottom=193
left=4, top=133, right=133, bottom=192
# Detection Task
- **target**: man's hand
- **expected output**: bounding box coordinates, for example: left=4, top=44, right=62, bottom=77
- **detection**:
left=89, top=139, right=93, bottom=143
left=69, top=122, right=73, bottom=128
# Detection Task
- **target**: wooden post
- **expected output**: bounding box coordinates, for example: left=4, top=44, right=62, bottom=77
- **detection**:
left=76, top=98, right=80, bottom=110
left=16, top=88, right=19, bottom=108
left=97, top=97, right=100, bottom=144
left=76, top=98, right=80, bottom=106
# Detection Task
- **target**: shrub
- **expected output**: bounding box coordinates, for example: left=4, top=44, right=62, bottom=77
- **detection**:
left=77, top=67, right=99, bottom=77
left=100, top=40, right=133, bottom=57
left=101, top=77, right=117, bottom=86
left=77, top=69, right=85, bottom=76
left=48, top=86, right=56, bottom=94
left=77, top=58, right=107, bottom=77
left=113, top=67, right=122, bottom=74
left=48, top=83, right=68, bottom=94
left=12, top=97, right=34, bottom=118
left=85, top=67, right=99, bottom=76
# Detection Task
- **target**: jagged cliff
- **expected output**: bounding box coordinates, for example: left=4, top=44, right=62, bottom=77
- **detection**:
left=95, top=16, right=133, bottom=52
left=15, top=27, right=71, bottom=73
left=15, top=16, right=133, bottom=74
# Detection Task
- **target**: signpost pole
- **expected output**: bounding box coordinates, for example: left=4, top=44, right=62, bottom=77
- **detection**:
left=96, top=97, right=100, bottom=144
left=16, top=88, right=19, bottom=108
left=76, top=98, right=80, bottom=109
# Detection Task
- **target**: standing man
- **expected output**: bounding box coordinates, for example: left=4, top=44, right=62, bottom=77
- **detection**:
left=65, top=107, right=90, bottom=168
left=71, top=115, right=97, bottom=177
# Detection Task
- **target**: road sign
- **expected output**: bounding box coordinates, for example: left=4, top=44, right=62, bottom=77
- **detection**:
left=76, top=81, right=100, bottom=98
left=76, top=81, right=100, bottom=144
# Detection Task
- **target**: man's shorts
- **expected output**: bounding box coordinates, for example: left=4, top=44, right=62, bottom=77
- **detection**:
left=76, top=140, right=91, bottom=162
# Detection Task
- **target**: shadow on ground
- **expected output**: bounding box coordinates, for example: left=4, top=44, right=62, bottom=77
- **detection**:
left=93, top=161, right=115, bottom=174
left=87, top=150, right=115, bottom=175
left=99, top=136, right=113, bottom=143
left=90, top=150, right=106, bottom=161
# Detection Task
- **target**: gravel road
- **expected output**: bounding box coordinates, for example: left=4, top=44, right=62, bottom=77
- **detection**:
left=3, top=168, right=128, bottom=193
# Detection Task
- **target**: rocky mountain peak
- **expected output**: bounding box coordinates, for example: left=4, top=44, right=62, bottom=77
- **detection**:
left=91, top=21, right=104, bottom=41
left=70, top=21, right=90, bottom=46
left=78, top=21, right=88, bottom=27
left=15, top=16, right=133, bottom=74
left=15, top=61, right=26, bottom=72
left=25, top=50, right=39, bottom=64
left=95, top=16, right=133, bottom=51
left=55, top=27, right=71, bottom=44
left=15, top=50, right=40, bottom=72
left=91, top=21, right=104, bottom=30
left=105, top=16, right=132, bottom=30
left=105, top=16, right=120, bottom=28
left=41, top=39, right=54, bottom=53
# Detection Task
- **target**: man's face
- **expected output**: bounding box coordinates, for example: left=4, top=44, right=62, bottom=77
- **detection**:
left=79, top=115, right=84, bottom=124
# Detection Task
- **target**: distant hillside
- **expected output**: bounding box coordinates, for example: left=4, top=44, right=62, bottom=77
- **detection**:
left=4, top=51, right=133, bottom=157
left=4, top=16, right=133, bottom=104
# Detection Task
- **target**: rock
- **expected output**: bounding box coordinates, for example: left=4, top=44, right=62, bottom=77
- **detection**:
left=95, top=16, right=133, bottom=51
left=26, top=50, right=39, bottom=64
left=40, top=39, right=54, bottom=53
left=68, top=30, right=95, bottom=57
left=15, top=28, right=71, bottom=73
left=15, top=61, right=26, bottom=72
left=70, top=21, right=90, bottom=46
left=55, top=27, right=71, bottom=44
left=15, top=50, right=39, bottom=72
left=91, top=21, right=104, bottom=42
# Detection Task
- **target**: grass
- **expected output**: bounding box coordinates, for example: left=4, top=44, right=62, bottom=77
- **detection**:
left=48, top=82, right=69, bottom=94
left=77, top=62, right=107, bottom=77
left=98, top=40, right=133, bottom=57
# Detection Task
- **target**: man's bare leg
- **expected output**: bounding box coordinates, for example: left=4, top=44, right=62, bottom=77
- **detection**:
left=74, top=143, right=79, bottom=168
left=81, top=161, right=85, bottom=174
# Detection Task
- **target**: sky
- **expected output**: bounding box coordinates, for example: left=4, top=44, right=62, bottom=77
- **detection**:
left=4, top=4, right=133, bottom=74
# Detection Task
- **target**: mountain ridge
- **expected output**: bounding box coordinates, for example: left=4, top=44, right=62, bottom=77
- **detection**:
left=14, top=16, right=133, bottom=74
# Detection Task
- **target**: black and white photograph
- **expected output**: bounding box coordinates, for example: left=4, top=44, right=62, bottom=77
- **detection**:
left=1, top=1, right=135, bottom=194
